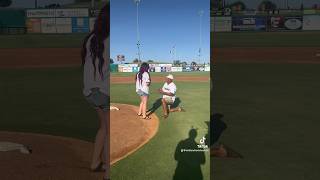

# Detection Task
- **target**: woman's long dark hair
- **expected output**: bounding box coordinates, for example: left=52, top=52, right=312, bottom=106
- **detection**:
left=81, top=2, right=109, bottom=79
left=136, top=62, right=151, bottom=85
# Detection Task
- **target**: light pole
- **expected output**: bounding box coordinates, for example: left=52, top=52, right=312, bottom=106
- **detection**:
left=91, top=0, right=95, bottom=9
left=172, top=45, right=176, bottom=63
left=134, top=0, right=142, bottom=61
left=198, top=10, right=204, bottom=66
left=35, top=0, right=38, bottom=8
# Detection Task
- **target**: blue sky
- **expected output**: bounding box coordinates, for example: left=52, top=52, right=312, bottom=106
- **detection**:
left=110, top=0, right=210, bottom=64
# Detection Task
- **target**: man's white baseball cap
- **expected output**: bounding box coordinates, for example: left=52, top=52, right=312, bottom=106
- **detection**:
left=166, top=74, right=174, bottom=80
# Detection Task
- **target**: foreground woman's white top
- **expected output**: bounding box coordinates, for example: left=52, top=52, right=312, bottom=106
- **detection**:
left=83, top=35, right=110, bottom=97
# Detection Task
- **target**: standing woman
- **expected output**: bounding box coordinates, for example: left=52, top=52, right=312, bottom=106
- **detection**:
left=136, top=62, right=151, bottom=119
left=81, top=2, right=110, bottom=180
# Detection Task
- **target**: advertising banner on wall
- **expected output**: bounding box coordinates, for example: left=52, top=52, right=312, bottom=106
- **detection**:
left=72, top=17, right=89, bottom=33
left=155, top=67, right=161, bottom=72
left=303, top=15, right=320, bottom=30
left=41, top=18, right=56, bottom=33
left=26, top=9, right=89, bottom=18
left=268, top=16, right=303, bottom=31
left=232, top=16, right=267, bottom=31
left=26, top=18, right=41, bottom=33
left=171, top=67, right=183, bottom=72
left=211, top=16, right=232, bottom=32
left=56, top=18, right=72, bottom=33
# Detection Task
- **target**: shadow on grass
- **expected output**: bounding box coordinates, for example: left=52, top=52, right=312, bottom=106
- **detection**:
left=147, top=97, right=182, bottom=116
left=147, top=98, right=162, bottom=116
left=173, top=128, right=205, bottom=180
left=170, top=97, right=182, bottom=109
left=210, top=113, right=243, bottom=158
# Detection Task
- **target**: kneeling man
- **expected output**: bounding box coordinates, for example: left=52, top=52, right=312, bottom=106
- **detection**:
left=158, top=74, right=184, bottom=119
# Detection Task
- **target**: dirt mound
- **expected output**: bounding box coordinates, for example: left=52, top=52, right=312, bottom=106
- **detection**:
left=0, top=105, right=159, bottom=179
left=110, top=103, right=159, bottom=164
left=0, top=131, right=103, bottom=180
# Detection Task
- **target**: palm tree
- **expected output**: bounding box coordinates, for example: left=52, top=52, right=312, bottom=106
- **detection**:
left=258, top=0, right=277, bottom=11
left=227, top=1, right=246, bottom=11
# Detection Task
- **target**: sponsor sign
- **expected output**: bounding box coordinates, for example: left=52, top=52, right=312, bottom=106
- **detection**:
left=303, top=15, right=320, bottom=30
left=132, top=67, right=139, bottom=72
left=26, top=18, right=41, bottom=33
left=26, top=9, right=89, bottom=18
left=72, top=17, right=89, bottom=33
left=55, top=18, right=72, bottom=33
left=171, top=67, right=183, bottom=72
left=269, top=16, right=302, bottom=31
left=285, top=17, right=302, bottom=30
left=117, top=55, right=125, bottom=62
left=41, top=18, right=56, bottom=33
left=232, top=17, right=267, bottom=31
left=155, top=67, right=161, bottom=72
left=40, top=18, right=73, bottom=33
left=211, top=16, right=232, bottom=32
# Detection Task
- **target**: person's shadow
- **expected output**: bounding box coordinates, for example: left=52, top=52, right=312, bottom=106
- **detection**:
left=170, top=97, right=181, bottom=109
left=209, top=113, right=243, bottom=158
left=173, top=128, right=205, bottom=180
left=147, top=98, right=162, bottom=116
left=147, top=97, right=182, bottom=116
left=211, top=113, right=227, bottom=146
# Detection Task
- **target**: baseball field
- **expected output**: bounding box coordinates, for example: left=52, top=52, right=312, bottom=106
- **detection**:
left=0, top=33, right=211, bottom=179
left=110, top=72, right=210, bottom=180
left=212, top=31, right=320, bottom=180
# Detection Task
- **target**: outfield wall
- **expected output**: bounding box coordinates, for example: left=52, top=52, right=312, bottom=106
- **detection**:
left=25, top=8, right=95, bottom=34
left=114, top=64, right=209, bottom=73
left=212, top=11, right=320, bottom=32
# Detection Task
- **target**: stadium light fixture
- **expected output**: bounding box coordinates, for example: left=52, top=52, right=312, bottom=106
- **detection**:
left=198, top=10, right=204, bottom=65
left=134, top=0, right=142, bottom=61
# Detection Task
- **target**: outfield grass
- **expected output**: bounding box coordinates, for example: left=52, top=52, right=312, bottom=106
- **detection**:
left=110, top=75, right=210, bottom=180
left=0, top=34, right=86, bottom=48
left=1, top=31, right=319, bottom=49
left=0, top=67, right=99, bottom=141
left=213, top=31, right=320, bottom=48
left=212, top=63, right=320, bottom=180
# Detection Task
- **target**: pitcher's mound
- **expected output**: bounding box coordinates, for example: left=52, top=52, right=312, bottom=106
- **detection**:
left=0, top=131, right=103, bottom=180
left=110, top=103, right=159, bottom=164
